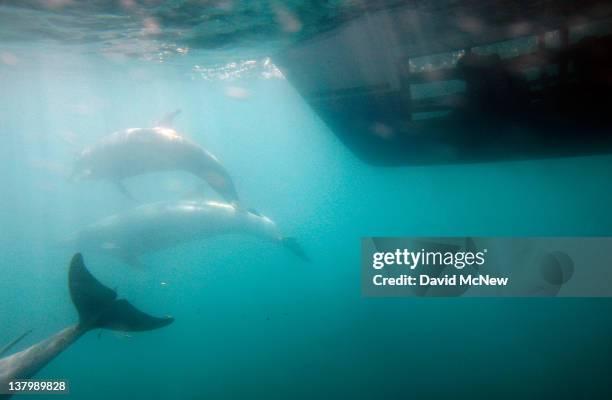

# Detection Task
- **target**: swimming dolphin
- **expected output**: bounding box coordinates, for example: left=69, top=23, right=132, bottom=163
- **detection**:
left=0, top=254, right=173, bottom=397
left=71, top=110, right=240, bottom=203
left=68, top=200, right=309, bottom=267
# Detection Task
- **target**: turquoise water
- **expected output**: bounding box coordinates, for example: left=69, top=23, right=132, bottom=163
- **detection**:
left=2, top=2, right=612, bottom=399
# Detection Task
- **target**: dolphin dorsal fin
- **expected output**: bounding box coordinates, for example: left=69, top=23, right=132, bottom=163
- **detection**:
left=156, top=109, right=182, bottom=128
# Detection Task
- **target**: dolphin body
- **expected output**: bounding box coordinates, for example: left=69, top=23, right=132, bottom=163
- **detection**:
left=69, top=200, right=309, bottom=266
left=0, top=254, right=173, bottom=398
left=72, top=110, right=240, bottom=203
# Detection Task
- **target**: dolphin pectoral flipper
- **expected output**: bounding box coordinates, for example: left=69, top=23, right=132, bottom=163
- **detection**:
left=113, top=180, right=136, bottom=201
left=156, top=109, right=182, bottom=128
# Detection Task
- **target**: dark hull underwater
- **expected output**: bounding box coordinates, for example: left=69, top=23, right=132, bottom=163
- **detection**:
left=274, top=0, right=612, bottom=166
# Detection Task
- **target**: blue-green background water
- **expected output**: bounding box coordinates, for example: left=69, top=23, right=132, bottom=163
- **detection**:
left=2, top=2, right=612, bottom=399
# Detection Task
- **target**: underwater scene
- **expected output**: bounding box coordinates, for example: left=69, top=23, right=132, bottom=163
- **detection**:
left=1, top=1, right=612, bottom=399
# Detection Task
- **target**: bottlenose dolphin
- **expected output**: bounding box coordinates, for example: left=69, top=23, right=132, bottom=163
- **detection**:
left=0, top=254, right=173, bottom=397
left=69, top=200, right=309, bottom=266
left=72, top=110, right=240, bottom=203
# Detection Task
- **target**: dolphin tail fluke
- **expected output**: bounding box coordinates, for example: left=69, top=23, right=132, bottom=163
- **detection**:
left=69, top=254, right=174, bottom=332
left=280, top=237, right=310, bottom=262
left=0, top=329, right=33, bottom=357
left=156, top=109, right=182, bottom=128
